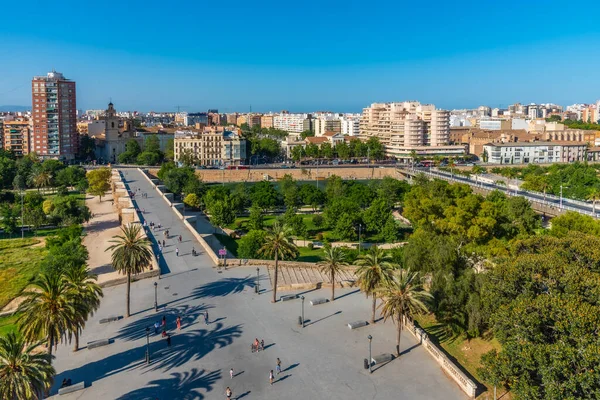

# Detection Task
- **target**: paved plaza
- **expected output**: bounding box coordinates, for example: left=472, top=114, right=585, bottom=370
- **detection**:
left=49, top=168, right=466, bottom=400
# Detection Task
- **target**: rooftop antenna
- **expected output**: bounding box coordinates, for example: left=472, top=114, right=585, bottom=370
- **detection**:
left=175, top=105, right=188, bottom=113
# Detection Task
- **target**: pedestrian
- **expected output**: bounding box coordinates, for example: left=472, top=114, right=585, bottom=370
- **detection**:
left=276, top=358, right=281, bottom=375
left=269, top=370, right=274, bottom=386
left=225, top=387, right=232, bottom=399
left=179, top=235, right=182, bottom=243
left=176, top=316, right=181, bottom=330
left=162, top=329, right=167, bottom=338
left=162, top=315, right=166, bottom=327
left=158, top=244, right=162, bottom=252
left=204, top=311, right=209, bottom=325
left=166, top=334, right=171, bottom=347
left=230, top=368, right=234, bottom=379
left=162, top=239, right=166, bottom=247
left=176, top=247, right=179, bottom=257
left=254, top=338, right=260, bottom=352
left=261, top=339, right=265, bottom=351
left=154, top=321, right=160, bottom=334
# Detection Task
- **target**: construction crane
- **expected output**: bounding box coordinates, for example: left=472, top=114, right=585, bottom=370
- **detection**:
left=174, top=105, right=188, bottom=113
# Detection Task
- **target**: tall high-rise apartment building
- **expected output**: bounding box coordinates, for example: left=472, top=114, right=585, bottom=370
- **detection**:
left=273, top=113, right=312, bottom=136
left=360, top=102, right=460, bottom=160
left=31, top=71, right=78, bottom=159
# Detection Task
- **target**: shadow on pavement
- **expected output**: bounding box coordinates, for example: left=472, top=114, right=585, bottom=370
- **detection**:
left=192, top=276, right=256, bottom=298
left=283, top=362, right=299, bottom=372
left=236, top=390, right=251, bottom=399
left=334, top=289, right=361, bottom=300
left=304, top=311, right=342, bottom=327
left=115, top=368, right=221, bottom=400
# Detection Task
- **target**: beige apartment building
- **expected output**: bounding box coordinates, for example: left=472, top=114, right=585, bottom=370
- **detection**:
left=3, top=118, right=31, bottom=156
left=261, top=115, right=274, bottom=129
left=174, top=126, right=247, bottom=166
left=360, top=101, right=459, bottom=160
left=236, top=114, right=261, bottom=127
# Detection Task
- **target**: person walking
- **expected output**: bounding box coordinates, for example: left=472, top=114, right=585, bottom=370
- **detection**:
left=162, top=315, right=166, bottom=328
left=178, top=235, right=182, bottom=243
left=269, top=370, right=274, bottom=386
left=230, top=368, right=234, bottom=379
left=204, top=311, right=209, bottom=325
left=166, top=334, right=171, bottom=347
left=176, top=247, right=179, bottom=257
left=154, top=321, right=160, bottom=334
left=276, top=358, right=282, bottom=375
left=162, top=239, right=166, bottom=247
left=176, top=316, right=181, bottom=330
left=260, top=339, right=265, bottom=352
left=225, top=387, right=232, bottom=399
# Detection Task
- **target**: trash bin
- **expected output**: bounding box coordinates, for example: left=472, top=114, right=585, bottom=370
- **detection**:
left=298, top=316, right=303, bottom=326
left=364, top=358, right=369, bottom=370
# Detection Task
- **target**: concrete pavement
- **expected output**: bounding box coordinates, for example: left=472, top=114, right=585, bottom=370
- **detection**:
left=49, top=168, right=467, bottom=400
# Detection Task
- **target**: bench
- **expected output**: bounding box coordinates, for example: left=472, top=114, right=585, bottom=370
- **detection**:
left=87, top=338, right=111, bottom=349
left=310, top=298, right=328, bottom=306
left=58, top=381, right=85, bottom=395
left=371, top=353, right=394, bottom=365
left=99, top=315, right=121, bottom=324
left=347, top=320, right=368, bottom=329
left=280, top=294, right=298, bottom=302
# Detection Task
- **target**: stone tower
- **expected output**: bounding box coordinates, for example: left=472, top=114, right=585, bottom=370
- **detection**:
left=104, top=102, right=120, bottom=141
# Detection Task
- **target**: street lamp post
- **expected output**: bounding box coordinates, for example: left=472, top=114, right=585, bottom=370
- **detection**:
left=358, top=224, right=362, bottom=255
left=368, top=335, right=373, bottom=374
left=300, top=295, right=305, bottom=328
left=560, top=184, right=566, bottom=209
left=154, top=282, right=158, bottom=312
left=145, top=327, right=150, bottom=364
left=256, top=267, right=260, bottom=294
left=20, top=189, right=24, bottom=239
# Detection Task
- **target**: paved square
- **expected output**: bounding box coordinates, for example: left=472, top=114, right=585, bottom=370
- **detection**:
left=49, top=169, right=466, bottom=400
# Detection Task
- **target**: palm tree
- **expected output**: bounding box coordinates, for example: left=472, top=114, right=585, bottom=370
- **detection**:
left=106, top=224, right=152, bottom=317
left=355, top=246, right=394, bottom=324
left=317, top=245, right=348, bottom=301
left=0, top=332, right=55, bottom=400
left=587, top=187, right=600, bottom=215
left=377, top=268, right=432, bottom=356
left=29, top=170, right=52, bottom=193
left=16, top=273, right=78, bottom=357
left=471, top=165, right=485, bottom=186
left=448, top=159, right=456, bottom=177
left=258, top=221, right=298, bottom=303
left=64, top=264, right=103, bottom=351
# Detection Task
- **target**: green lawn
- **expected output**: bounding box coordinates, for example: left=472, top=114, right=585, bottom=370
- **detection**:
left=297, top=246, right=326, bottom=262
left=0, top=314, right=19, bottom=336
left=0, top=238, right=48, bottom=309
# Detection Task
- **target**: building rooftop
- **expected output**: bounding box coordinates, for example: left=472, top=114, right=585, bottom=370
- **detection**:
left=484, top=141, right=588, bottom=147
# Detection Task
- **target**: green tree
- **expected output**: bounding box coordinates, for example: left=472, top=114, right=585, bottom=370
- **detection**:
left=587, top=187, right=600, bottom=215
left=78, top=134, right=96, bottom=161
left=1, top=204, right=18, bottom=237
left=136, top=151, right=160, bottom=166
left=300, top=130, right=314, bottom=140
left=320, top=142, right=334, bottom=159
left=377, top=269, right=432, bottom=355
left=250, top=181, right=279, bottom=211
left=16, top=272, right=78, bottom=357
left=288, top=214, right=308, bottom=238
left=86, top=167, right=111, bottom=201
left=355, top=246, right=394, bottom=324
left=29, top=169, right=52, bottom=193
left=63, top=264, right=103, bottom=351
left=362, top=197, right=392, bottom=235
left=157, top=161, right=176, bottom=181
left=312, top=214, right=324, bottom=228
left=366, top=137, right=385, bottom=160
left=184, top=193, right=202, bottom=209
left=381, top=215, right=399, bottom=243
left=179, top=148, right=197, bottom=166
left=163, top=167, right=195, bottom=195
left=305, top=143, right=320, bottom=158
left=248, top=204, right=264, bottom=231
left=299, top=184, right=325, bottom=211
left=208, top=199, right=235, bottom=229
left=49, top=195, right=91, bottom=226
left=290, top=146, right=305, bottom=162
left=521, top=174, right=550, bottom=202
left=237, top=230, right=267, bottom=259
left=118, top=139, right=141, bottom=164
left=56, top=166, right=87, bottom=189
left=318, top=245, right=348, bottom=301
left=0, top=332, right=55, bottom=400
left=325, top=174, right=345, bottom=202
left=259, top=222, right=299, bottom=303
left=336, top=141, right=351, bottom=160
left=106, top=224, right=152, bottom=317
left=334, top=213, right=358, bottom=240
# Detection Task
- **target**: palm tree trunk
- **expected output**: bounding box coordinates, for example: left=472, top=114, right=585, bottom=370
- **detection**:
left=371, top=295, right=376, bottom=324
left=48, top=332, right=54, bottom=358
left=126, top=271, right=131, bottom=317
left=331, top=270, right=336, bottom=301
left=272, top=253, right=279, bottom=303
left=396, top=313, right=402, bottom=356
left=73, top=331, right=79, bottom=352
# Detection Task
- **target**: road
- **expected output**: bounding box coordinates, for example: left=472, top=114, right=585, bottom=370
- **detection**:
left=49, top=168, right=467, bottom=400
left=402, top=167, right=599, bottom=218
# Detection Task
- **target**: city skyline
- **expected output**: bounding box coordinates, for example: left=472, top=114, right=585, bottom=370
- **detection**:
left=1, top=1, right=599, bottom=111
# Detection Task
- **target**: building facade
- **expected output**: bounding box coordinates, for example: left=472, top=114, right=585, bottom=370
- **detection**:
left=174, top=126, right=247, bottom=166
left=314, top=117, right=341, bottom=136
left=260, top=115, right=274, bottom=129
left=483, top=142, right=588, bottom=164
left=339, top=115, right=360, bottom=136
left=273, top=113, right=312, bottom=136
left=31, top=70, right=78, bottom=159
left=3, top=118, right=30, bottom=156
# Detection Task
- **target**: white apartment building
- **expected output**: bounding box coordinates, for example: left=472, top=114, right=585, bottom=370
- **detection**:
left=483, top=141, right=587, bottom=165
left=339, top=114, right=360, bottom=136
left=273, top=113, right=312, bottom=136
left=360, top=101, right=458, bottom=160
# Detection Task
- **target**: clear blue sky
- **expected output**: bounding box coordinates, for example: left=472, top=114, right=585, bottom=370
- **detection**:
left=1, top=0, right=599, bottom=112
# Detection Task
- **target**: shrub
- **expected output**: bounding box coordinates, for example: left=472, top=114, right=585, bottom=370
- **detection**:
left=235, top=220, right=243, bottom=229
left=312, top=214, right=324, bottom=228
left=316, top=233, right=323, bottom=241
left=307, top=242, right=314, bottom=250
left=237, top=230, right=267, bottom=259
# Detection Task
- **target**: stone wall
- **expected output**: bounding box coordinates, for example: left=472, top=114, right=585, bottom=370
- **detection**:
left=404, top=316, right=478, bottom=398
left=148, top=166, right=398, bottom=183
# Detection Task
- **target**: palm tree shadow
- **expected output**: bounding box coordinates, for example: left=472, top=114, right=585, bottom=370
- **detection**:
left=116, top=303, right=211, bottom=341
left=192, top=276, right=256, bottom=298
left=116, top=368, right=220, bottom=400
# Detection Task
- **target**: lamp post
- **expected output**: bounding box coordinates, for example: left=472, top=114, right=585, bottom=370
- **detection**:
left=145, top=327, right=150, bottom=364
left=154, top=282, right=158, bottom=312
left=358, top=224, right=362, bottom=255
left=300, top=295, right=305, bottom=328
left=20, top=188, right=24, bottom=239
left=560, top=184, right=568, bottom=209
left=256, top=267, right=260, bottom=294
left=368, top=335, right=373, bottom=374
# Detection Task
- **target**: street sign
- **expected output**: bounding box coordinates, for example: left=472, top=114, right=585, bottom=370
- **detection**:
left=219, top=249, right=227, bottom=256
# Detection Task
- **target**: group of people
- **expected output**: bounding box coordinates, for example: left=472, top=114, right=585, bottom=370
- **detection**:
left=152, top=315, right=183, bottom=348
left=225, top=358, right=283, bottom=399
left=251, top=338, right=265, bottom=353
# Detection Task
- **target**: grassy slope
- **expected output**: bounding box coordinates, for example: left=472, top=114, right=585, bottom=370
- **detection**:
left=0, top=238, right=48, bottom=309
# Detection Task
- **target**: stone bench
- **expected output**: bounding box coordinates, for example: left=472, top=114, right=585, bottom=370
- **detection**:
left=99, top=315, right=121, bottom=324
left=372, top=353, right=394, bottom=365
left=280, top=294, right=298, bottom=302
left=347, top=320, right=368, bottom=329
left=87, top=338, right=111, bottom=349
left=310, top=298, right=328, bottom=306
left=58, top=381, right=85, bottom=395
